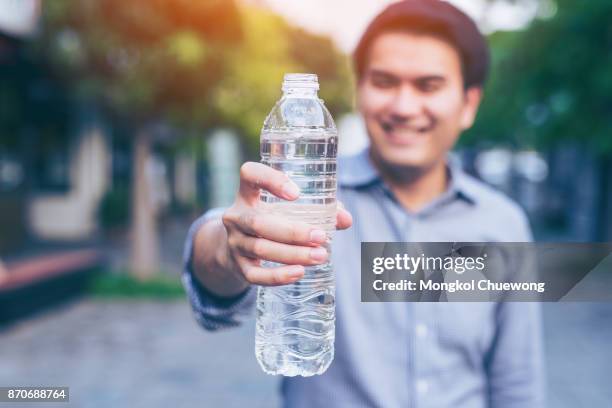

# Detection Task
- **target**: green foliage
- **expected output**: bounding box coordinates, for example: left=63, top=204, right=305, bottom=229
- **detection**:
left=211, top=10, right=296, bottom=152
left=38, top=0, right=242, bottom=128
left=465, top=0, right=612, bottom=155
left=286, top=27, right=354, bottom=118
left=35, top=1, right=352, bottom=152
left=88, top=272, right=185, bottom=299
left=211, top=7, right=353, bottom=154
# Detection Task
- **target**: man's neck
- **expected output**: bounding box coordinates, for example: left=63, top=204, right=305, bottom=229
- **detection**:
left=370, top=151, right=449, bottom=213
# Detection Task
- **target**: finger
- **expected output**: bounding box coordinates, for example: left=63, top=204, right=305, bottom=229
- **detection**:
left=239, top=162, right=300, bottom=203
left=236, top=236, right=329, bottom=266
left=236, top=212, right=328, bottom=246
left=238, top=258, right=305, bottom=286
left=336, top=202, right=353, bottom=230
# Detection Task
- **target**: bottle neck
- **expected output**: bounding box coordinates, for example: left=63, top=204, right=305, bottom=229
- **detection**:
left=282, top=87, right=318, bottom=98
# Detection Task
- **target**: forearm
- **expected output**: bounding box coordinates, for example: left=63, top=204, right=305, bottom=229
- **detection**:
left=192, top=218, right=250, bottom=298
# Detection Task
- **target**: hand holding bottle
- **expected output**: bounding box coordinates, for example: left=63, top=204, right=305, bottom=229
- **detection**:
left=220, top=161, right=352, bottom=287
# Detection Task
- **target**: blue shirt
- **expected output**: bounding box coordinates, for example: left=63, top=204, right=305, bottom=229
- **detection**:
left=182, top=148, right=545, bottom=408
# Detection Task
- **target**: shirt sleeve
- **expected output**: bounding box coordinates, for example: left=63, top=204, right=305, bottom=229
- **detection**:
left=485, top=206, right=546, bottom=407
left=181, top=208, right=256, bottom=331
left=485, top=302, right=546, bottom=408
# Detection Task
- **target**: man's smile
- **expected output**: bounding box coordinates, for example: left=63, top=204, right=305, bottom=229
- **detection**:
left=379, top=119, right=434, bottom=146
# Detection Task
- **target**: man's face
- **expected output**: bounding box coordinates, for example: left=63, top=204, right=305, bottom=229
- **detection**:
left=357, top=31, right=482, bottom=171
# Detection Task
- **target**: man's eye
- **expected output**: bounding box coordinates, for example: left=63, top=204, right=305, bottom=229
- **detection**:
left=371, top=76, right=397, bottom=89
left=418, top=81, right=443, bottom=93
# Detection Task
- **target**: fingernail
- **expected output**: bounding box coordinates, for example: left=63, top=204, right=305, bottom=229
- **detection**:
left=282, top=181, right=300, bottom=199
left=310, top=229, right=327, bottom=244
left=287, top=266, right=304, bottom=278
left=310, top=247, right=328, bottom=262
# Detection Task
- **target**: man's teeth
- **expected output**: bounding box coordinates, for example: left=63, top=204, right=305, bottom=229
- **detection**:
left=381, top=122, right=430, bottom=133
left=385, top=127, right=430, bottom=134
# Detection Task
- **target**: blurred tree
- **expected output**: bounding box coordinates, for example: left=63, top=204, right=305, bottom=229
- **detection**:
left=286, top=26, right=354, bottom=123
left=212, top=6, right=353, bottom=155
left=37, top=0, right=242, bottom=278
left=466, top=0, right=612, bottom=154
left=465, top=0, right=612, bottom=239
left=211, top=9, right=295, bottom=154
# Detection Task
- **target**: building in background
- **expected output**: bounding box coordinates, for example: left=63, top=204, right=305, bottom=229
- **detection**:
left=0, top=5, right=207, bottom=253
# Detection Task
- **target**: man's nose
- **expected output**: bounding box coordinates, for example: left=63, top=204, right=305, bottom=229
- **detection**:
left=388, top=86, right=422, bottom=119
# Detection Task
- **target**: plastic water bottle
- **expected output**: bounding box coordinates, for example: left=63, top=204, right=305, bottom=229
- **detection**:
left=255, top=73, right=338, bottom=376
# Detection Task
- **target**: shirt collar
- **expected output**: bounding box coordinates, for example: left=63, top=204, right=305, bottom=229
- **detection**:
left=338, top=147, right=478, bottom=206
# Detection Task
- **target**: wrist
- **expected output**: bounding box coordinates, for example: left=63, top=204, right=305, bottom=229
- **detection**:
left=214, top=240, right=251, bottom=297
left=193, top=220, right=250, bottom=298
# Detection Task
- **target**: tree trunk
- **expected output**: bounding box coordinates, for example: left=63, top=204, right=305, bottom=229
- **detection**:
left=130, top=127, right=160, bottom=279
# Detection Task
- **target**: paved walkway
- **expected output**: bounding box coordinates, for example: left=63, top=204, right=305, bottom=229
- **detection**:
left=0, top=300, right=280, bottom=408
left=0, top=299, right=611, bottom=407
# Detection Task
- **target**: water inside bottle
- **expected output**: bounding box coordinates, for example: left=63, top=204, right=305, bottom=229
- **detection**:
left=255, top=129, right=337, bottom=376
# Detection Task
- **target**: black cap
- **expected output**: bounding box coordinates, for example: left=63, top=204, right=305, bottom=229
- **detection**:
left=353, top=0, right=490, bottom=88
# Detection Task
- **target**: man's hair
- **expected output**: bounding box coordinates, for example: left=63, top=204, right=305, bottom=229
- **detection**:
left=353, top=0, right=490, bottom=89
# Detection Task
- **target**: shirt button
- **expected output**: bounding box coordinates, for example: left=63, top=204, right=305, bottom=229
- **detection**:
left=416, top=379, right=429, bottom=394
left=415, top=323, right=428, bottom=338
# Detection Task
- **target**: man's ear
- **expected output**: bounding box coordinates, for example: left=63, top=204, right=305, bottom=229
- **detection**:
left=460, top=87, right=483, bottom=130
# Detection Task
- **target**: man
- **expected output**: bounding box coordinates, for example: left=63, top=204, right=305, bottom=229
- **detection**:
left=183, top=1, right=544, bottom=407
